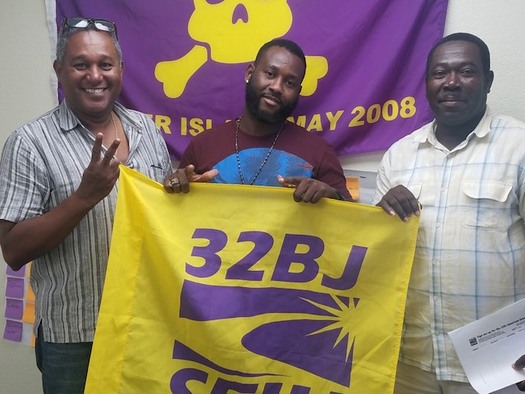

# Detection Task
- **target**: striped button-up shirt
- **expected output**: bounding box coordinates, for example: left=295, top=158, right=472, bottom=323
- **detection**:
left=0, top=101, right=172, bottom=343
left=374, top=110, right=525, bottom=382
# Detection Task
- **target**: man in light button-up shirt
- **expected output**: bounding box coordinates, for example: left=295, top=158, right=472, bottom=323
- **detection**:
left=375, top=32, right=525, bottom=393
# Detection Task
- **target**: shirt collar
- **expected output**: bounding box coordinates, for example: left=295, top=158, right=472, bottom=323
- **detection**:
left=415, top=107, right=492, bottom=147
left=57, top=101, right=144, bottom=134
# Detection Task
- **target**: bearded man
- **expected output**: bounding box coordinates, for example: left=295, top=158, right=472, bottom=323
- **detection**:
left=164, top=39, right=351, bottom=203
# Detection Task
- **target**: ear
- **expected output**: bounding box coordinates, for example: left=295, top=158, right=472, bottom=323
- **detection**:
left=53, top=60, right=62, bottom=77
left=486, top=70, right=494, bottom=93
left=244, top=64, right=255, bottom=84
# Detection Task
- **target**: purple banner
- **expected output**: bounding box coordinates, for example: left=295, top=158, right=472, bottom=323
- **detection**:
left=53, top=0, right=448, bottom=159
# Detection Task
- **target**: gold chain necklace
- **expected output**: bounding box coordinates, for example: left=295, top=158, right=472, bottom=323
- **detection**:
left=235, top=118, right=285, bottom=185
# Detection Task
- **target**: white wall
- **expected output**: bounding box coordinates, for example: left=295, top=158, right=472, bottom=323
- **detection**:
left=0, top=2, right=56, bottom=393
left=1, top=1, right=525, bottom=392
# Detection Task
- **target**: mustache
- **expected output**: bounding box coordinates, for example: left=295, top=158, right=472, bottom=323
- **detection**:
left=438, top=94, right=466, bottom=102
left=245, top=82, right=298, bottom=124
left=262, top=92, right=282, bottom=105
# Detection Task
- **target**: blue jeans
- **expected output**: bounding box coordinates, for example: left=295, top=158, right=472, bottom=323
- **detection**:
left=35, top=324, right=93, bottom=394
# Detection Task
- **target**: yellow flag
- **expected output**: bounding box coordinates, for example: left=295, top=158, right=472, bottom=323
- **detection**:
left=85, top=166, right=418, bottom=393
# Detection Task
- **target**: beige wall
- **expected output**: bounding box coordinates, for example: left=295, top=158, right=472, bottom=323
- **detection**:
left=1, top=1, right=525, bottom=392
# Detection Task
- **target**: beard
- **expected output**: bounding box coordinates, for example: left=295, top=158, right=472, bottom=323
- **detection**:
left=245, top=81, right=298, bottom=124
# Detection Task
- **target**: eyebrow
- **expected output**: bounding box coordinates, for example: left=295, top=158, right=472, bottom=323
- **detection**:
left=266, top=64, right=301, bottom=81
left=431, top=60, right=479, bottom=69
left=68, top=53, right=116, bottom=62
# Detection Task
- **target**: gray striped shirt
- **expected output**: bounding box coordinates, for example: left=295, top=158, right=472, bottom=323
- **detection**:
left=0, top=101, right=172, bottom=342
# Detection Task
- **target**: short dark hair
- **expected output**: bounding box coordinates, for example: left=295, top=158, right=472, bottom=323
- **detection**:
left=255, top=38, right=307, bottom=71
left=426, top=32, right=491, bottom=77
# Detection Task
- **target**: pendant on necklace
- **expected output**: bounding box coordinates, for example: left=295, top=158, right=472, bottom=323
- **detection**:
left=234, top=118, right=285, bottom=185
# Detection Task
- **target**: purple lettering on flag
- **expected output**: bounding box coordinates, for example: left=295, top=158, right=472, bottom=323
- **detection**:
left=180, top=281, right=351, bottom=320
left=172, top=341, right=273, bottom=378
left=5, top=298, right=24, bottom=320
left=243, top=319, right=354, bottom=387
left=54, top=0, right=448, bottom=158
left=3, top=319, right=23, bottom=342
left=272, top=234, right=324, bottom=283
left=179, top=281, right=357, bottom=385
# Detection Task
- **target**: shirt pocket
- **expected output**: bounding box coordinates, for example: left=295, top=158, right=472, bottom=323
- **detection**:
left=462, top=181, right=513, bottom=230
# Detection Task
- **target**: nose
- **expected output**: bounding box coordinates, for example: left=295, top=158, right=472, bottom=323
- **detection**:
left=268, top=77, right=284, bottom=94
left=86, top=65, right=103, bottom=82
left=444, top=72, right=460, bottom=89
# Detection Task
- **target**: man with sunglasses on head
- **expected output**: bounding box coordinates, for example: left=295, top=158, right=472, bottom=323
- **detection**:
left=0, top=17, right=171, bottom=394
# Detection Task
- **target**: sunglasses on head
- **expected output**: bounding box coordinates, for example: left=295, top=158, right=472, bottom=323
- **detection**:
left=61, top=17, right=117, bottom=37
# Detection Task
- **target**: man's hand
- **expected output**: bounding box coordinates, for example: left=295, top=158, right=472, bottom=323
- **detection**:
left=376, top=185, right=420, bottom=221
left=164, top=164, right=218, bottom=193
left=512, top=354, right=525, bottom=391
left=75, top=133, right=121, bottom=206
left=277, top=175, right=344, bottom=203
left=0, top=134, right=123, bottom=270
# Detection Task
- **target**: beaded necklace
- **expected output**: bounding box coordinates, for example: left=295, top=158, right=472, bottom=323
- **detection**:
left=234, top=118, right=285, bottom=185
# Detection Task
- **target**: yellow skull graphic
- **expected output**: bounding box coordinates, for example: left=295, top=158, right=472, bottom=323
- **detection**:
left=155, top=0, right=327, bottom=99
left=190, top=0, right=292, bottom=63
